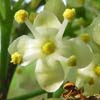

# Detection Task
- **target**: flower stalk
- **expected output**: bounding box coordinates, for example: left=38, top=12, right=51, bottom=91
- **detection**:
left=8, top=89, right=46, bottom=100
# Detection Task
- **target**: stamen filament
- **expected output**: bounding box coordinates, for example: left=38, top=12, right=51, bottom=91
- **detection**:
left=25, top=19, right=39, bottom=38
left=56, top=19, right=68, bottom=40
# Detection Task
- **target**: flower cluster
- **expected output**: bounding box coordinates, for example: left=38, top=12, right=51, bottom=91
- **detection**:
left=8, top=8, right=100, bottom=97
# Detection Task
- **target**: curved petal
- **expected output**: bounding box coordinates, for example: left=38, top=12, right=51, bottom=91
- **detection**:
left=35, top=59, right=64, bottom=92
left=8, top=35, right=41, bottom=66
left=8, top=35, right=34, bottom=55
left=21, top=48, right=41, bottom=66
left=90, top=16, right=100, bottom=45
left=93, top=53, right=100, bottom=64
left=56, top=38, right=72, bottom=57
left=70, top=38, right=92, bottom=67
left=89, top=40, right=100, bottom=53
left=34, top=11, right=61, bottom=29
left=65, top=67, right=77, bottom=82
left=76, top=63, right=100, bottom=95
left=76, top=63, right=95, bottom=88
left=35, top=27, right=58, bottom=40
left=84, top=79, right=100, bottom=96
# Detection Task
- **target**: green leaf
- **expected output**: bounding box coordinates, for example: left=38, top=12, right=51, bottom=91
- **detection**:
left=0, top=0, right=5, bottom=19
left=0, top=0, right=13, bottom=94
left=44, top=0, right=65, bottom=22
left=13, top=0, right=24, bottom=12
left=0, top=20, right=13, bottom=88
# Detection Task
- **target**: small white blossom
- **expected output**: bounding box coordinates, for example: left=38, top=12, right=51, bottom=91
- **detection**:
left=76, top=60, right=100, bottom=96
left=8, top=11, right=92, bottom=92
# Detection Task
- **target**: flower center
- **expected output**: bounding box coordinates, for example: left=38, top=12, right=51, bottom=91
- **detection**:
left=42, top=41, right=56, bottom=55
left=94, top=65, right=100, bottom=76
left=11, top=52, right=22, bottom=64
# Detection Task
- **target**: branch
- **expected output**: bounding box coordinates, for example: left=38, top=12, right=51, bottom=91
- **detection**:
left=53, top=87, right=64, bottom=98
left=8, top=89, right=46, bottom=100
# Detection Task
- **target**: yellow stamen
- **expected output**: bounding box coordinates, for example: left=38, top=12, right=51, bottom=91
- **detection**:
left=14, top=9, right=28, bottom=24
left=67, top=55, right=77, bottom=66
left=80, top=34, right=90, bottom=43
left=94, top=65, right=100, bottom=76
left=42, top=41, right=55, bottom=55
left=63, top=8, right=75, bottom=20
left=11, top=52, right=22, bottom=64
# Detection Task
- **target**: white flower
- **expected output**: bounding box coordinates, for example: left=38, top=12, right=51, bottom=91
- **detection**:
left=9, top=11, right=67, bottom=92
left=8, top=11, right=92, bottom=92
left=76, top=61, right=100, bottom=96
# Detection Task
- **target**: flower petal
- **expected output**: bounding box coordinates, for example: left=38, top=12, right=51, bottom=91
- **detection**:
left=8, top=35, right=33, bottom=55
left=34, top=11, right=61, bottom=29
left=35, top=27, right=58, bottom=40
left=76, top=63, right=96, bottom=88
left=8, top=35, right=41, bottom=66
left=35, top=59, right=64, bottom=92
left=84, top=79, right=100, bottom=96
left=56, top=38, right=72, bottom=57
left=76, top=63, right=100, bottom=95
left=93, top=53, right=100, bottom=64
left=70, top=38, right=92, bottom=67
left=21, top=48, right=41, bottom=66
left=90, top=16, right=100, bottom=45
